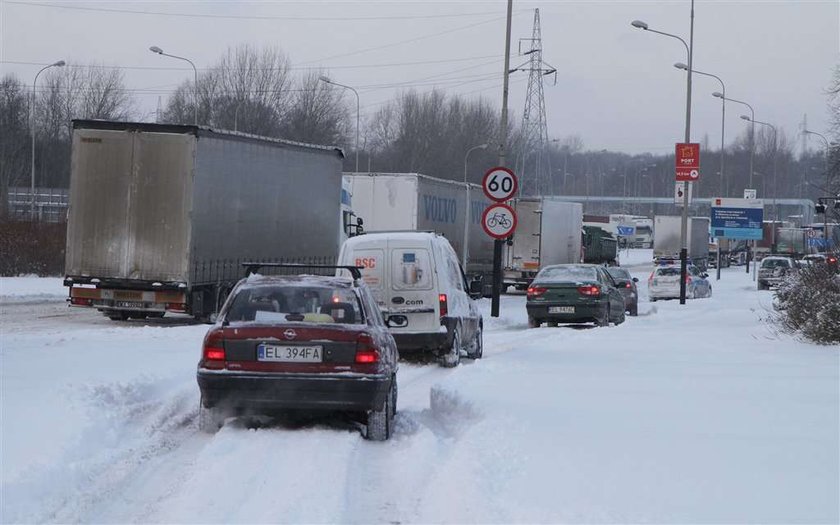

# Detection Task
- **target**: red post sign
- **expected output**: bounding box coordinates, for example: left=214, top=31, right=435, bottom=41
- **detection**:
left=675, top=142, right=700, bottom=182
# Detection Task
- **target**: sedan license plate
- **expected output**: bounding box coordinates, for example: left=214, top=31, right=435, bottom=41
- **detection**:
left=549, top=306, right=575, bottom=314
left=257, top=344, right=323, bottom=363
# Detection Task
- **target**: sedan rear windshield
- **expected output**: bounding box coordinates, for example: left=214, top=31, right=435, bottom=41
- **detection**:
left=761, top=259, right=791, bottom=269
left=655, top=267, right=681, bottom=276
left=226, top=284, right=364, bottom=324
left=607, top=268, right=631, bottom=280
left=537, top=266, right=598, bottom=282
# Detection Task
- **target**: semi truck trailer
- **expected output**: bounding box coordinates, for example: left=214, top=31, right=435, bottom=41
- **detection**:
left=64, top=120, right=345, bottom=321
left=653, top=215, right=710, bottom=269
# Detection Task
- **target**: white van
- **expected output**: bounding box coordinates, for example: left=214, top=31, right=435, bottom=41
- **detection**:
left=338, top=232, right=483, bottom=367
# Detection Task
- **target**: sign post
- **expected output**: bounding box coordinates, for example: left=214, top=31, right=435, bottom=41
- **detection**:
left=675, top=142, right=700, bottom=304
left=482, top=167, right=518, bottom=317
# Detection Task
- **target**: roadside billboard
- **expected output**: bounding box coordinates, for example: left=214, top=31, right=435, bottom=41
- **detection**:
left=710, top=198, right=764, bottom=240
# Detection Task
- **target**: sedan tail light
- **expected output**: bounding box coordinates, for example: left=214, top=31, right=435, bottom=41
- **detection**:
left=624, top=282, right=632, bottom=289
left=527, top=286, right=547, bottom=297
left=203, top=329, right=225, bottom=361
left=578, top=285, right=601, bottom=296
left=355, top=333, right=379, bottom=364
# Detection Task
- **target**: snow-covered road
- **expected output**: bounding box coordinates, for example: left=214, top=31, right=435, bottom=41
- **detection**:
left=1, top=260, right=838, bottom=523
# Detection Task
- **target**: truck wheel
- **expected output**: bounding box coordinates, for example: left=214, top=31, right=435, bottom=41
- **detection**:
left=528, top=316, right=541, bottom=328
left=440, top=328, right=462, bottom=368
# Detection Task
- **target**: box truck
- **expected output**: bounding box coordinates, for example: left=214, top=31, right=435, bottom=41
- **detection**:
left=503, top=198, right=583, bottom=289
left=64, top=120, right=345, bottom=321
left=342, top=173, right=494, bottom=285
left=653, top=215, right=710, bottom=269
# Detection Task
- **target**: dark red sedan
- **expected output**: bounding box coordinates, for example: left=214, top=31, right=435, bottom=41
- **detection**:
left=197, top=264, right=399, bottom=440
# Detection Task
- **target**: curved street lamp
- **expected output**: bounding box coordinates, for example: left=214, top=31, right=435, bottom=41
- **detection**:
left=320, top=76, right=360, bottom=173
left=714, top=92, right=755, bottom=190
left=742, top=115, right=779, bottom=248
left=149, top=46, right=198, bottom=125
left=31, top=59, right=65, bottom=220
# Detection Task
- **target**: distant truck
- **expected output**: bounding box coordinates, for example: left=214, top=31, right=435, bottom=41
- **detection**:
left=504, top=198, right=583, bottom=289
left=64, top=120, right=345, bottom=321
left=582, top=225, right=618, bottom=265
left=653, top=215, right=710, bottom=269
left=342, top=173, right=494, bottom=287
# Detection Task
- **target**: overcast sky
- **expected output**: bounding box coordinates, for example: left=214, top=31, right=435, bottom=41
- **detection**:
left=1, top=0, right=837, bottom=155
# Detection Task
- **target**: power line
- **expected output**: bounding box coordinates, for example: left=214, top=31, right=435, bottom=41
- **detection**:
left=6, top=1, right=505, bottom=21
left=1, top=55, right=501, bottom=72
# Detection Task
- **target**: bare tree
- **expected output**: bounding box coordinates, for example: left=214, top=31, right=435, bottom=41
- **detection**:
left=0, top=75, right=30, bottom=217
left=163, top=44, right=293, bottom=136
left=282, top=71, right=349, bottom=146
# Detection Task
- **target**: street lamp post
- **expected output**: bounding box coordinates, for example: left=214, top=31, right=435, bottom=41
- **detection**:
left=632, top=1, right=695, bottom=305
left=715, top=93, right=755, bottom=274
left=675, top=63, right=726, bottom=197
left=320, top=76, right=360, bottom=173
left=803, top=129, right=831, bottom=189
left=30, top=59, right=65, bottom=220
left=742, top=116, right=778, bottom=251
left=463, top=143, right=489, bottom=268
left=149, top=46, right=198, bottom=126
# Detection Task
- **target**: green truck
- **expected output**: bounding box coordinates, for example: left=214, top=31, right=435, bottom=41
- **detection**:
left=582, top=225, right=618, bottom=266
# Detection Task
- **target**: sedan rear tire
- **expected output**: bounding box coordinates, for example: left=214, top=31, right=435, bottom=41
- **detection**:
left=366, top=382, right=395, bottom=441
left=528, top=316, right=541, bottom=328
left=198, top=398, right=224, bottom=434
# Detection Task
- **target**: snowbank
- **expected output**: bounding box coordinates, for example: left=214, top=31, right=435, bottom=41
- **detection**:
left=0, top=276, right=66, bottom=303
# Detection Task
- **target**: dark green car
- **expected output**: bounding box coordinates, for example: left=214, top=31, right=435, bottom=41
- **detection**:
left=526, top=264, right=626, bottom=328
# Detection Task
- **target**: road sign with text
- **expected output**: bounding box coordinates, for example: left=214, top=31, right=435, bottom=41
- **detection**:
left=675, top=142, right=700, bottom=182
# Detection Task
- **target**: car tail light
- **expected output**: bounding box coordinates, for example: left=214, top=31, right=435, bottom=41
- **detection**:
left=624, top=282, right=632, bottom=289
left=685, top=275, right=692, bottom=284
left=578, top=285, right=600, bottom=296
left=203, top=329, right=225, bottom=361
left=439, top=294, right=448, bottom=317
left=527, top=286, right=547, bottom=297
left=70, top=297, right=93, bottom=306
left=829, top=256, right=838, bottom=264
left=355, top=333, right=379, bottom=364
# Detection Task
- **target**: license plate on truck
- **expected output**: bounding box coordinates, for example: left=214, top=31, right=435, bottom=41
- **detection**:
left=116, top=301, right=144, bottom=308
left=257, top=344, right=323, bottom=363
left=549, top=306, right=575, bottom=314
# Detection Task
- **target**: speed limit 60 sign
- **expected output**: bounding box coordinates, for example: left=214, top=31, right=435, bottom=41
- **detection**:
left=482, top=167, right=518, bottom=202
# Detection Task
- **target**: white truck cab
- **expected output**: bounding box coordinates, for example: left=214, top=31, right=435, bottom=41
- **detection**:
left=338, top=232, right=483, bottom=367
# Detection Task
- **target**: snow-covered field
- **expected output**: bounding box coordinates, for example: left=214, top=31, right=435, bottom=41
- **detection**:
left=1, top=257, right=838, bottom=524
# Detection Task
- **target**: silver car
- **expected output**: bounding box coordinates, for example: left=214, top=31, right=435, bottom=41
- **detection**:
left=648, top=265, right=712, bottom=301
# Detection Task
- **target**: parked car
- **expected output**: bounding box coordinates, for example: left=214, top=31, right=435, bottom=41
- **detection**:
left=526, top=264, right=626, bottom=327
left=606, top=267, right=639, bottom=316
left=338, top=232, right=483, bottom=367
left=648, top=264, right=712, bottom=301
left=757, top=256, right=796, bottom=290
left=196, top=264, right=399, bottom=441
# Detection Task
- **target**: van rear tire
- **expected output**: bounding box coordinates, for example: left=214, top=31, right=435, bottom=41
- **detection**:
left=440, top=328, right=462, bottom=368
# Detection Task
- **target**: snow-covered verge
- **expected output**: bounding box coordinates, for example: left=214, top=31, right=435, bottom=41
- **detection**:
left=0, top=276, right=66, bottom=303
left=1, top=264, right=837, bottom=523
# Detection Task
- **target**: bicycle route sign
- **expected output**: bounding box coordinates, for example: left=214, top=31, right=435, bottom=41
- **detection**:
left=482, top=167, right=518, bottom=202
left=481, top=202, right=517, bottom=239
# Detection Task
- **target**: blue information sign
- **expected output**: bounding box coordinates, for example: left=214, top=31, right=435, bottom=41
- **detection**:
left=710, top=198, right=764, bottom=240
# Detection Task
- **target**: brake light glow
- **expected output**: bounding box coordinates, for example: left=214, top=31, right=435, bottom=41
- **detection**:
left=202, top=329, right=225, bottom=361
left=355, top=333, right=379, bottom=364
left=578, top=285, right=600, bottom=296
left=439, top=294, right=448, bottom=317
left=527, top=286, right=547, bottom=297
left=624, top=282, right=632, bottom=289
left=829, top=256, right=838, bottom=264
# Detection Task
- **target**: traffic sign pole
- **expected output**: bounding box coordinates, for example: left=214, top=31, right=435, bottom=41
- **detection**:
left=483, top=166, right=518, bottom=318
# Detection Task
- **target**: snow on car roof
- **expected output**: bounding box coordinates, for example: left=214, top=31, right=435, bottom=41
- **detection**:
left=242, top=274, right=355, bottom=288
